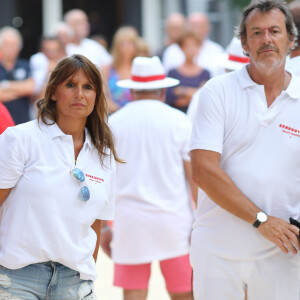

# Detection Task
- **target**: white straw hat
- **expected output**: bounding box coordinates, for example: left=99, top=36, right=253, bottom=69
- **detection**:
left=116, top=56, right=180, bottom=90
left=217, top=37, right=250, bottom=71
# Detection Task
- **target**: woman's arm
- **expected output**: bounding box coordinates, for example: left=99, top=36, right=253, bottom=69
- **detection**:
left=0, top=188, right=12, bottom=207
left=91, top=219, right=101, bottom=262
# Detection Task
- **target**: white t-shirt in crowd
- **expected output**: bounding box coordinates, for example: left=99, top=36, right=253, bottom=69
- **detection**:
left=109, top=100, right=194, bottom=264
left=29, top=52, right=49, bottom=95
left=0, top=120, right=115, bottom=281
left=66, top=38, right=112, bottom=68
left=189, top=66, right=300, bottom=260
left=286, top=56, right=300, bottom=77
left=162, top=40, right=225, bottom=77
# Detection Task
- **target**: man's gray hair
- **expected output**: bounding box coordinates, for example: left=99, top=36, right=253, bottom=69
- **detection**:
left=235, top=0, right=298, bottom=46
left=0, top=26, right=23, bottom=49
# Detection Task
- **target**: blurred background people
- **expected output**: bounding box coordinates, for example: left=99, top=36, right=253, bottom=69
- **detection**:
left=0, top=102, right=14, bottom=134
left=0, top=26, right=35, bottom=125
left=187, top=37, right=249, bottom=122
left=287, top=0, right=300, bottom=76
left=156, top=13, right=186, bottom=60
left=102, top=26, right=139, bottom=113
left=53, top=21, right=75, bottom=50
left=166, top=30, right=210, bottom=113
left=64, top=9, right=112, bottom=69
left=91, top=34, right=109, bottom=51
left=136, top=37, right=150, bottom=57
left=163, top=12, right=224, bottom=77
left=30, top=36, right=65, bottom=101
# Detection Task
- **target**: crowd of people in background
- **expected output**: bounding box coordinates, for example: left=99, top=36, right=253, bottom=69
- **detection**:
left=1, top=1, right=300, bottom=299
left=0, top=7, right=228, bottom=128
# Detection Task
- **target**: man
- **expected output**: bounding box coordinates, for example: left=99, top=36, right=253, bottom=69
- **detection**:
left=189, top=1, right=300, bottom=299
left=104, top=56, right=196, bottom=300
left=286, top=0, right=300, bottom=76
left=0, top=27, right=35, bottom=125
left=162, top=12, right=224, bottom=76
left=156, top=13, right=186, bottom=60
left=64, top=9, right=112, bottom=68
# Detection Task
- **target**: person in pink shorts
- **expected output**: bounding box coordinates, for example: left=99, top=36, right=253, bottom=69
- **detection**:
left=102, top=56, right=197, bottom=300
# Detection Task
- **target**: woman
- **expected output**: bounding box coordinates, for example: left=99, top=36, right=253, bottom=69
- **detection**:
left=165, top=30, right=211, bottom=113
left=102, top=26, right=139, bottom=113
left=0, top=55, right=122, bottom=299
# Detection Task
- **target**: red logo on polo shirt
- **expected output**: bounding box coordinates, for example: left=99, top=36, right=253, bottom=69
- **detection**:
left=85, top=173, right=104, bottom=184
left=279, top=123, right=300, bottom=138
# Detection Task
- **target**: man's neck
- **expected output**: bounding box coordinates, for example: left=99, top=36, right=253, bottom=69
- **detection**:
left=247, top=64, right=288, bottom=107
left=1, top=58, right=16, bottom=71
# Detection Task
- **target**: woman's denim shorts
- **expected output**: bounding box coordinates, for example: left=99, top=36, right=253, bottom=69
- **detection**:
left=0, top=261, right=97, bottom=300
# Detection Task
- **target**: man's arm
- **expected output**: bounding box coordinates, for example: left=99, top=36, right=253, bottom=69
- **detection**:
left=191, top=149, right=300, bottom=254
left=183, top=160, right=198, bottom=206
left=0, top=78, right=35, bottom=103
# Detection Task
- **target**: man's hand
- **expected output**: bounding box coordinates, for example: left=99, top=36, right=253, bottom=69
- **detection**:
left=258, top=216, right=300, bottom=254
left=100, top=228, right=112, bottom=258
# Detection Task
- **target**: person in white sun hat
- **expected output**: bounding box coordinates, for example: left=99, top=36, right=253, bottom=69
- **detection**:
left=187, top=37, right=250, bottom=122
left=101, top=56, right=197, bottom=300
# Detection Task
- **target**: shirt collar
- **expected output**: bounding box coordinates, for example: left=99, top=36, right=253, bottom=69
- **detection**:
left=285, top=71, right=300, bottom=99
left=42, top=119, right=93, bottom=149
left=236, top=65, right=258, bottom=89
left=237, top=65, right=300, bottom=99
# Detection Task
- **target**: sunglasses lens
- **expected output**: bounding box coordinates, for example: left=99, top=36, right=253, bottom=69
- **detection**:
left=79, top=186, right=90, bottom=202
left=71, top=168, right=85, bottom=182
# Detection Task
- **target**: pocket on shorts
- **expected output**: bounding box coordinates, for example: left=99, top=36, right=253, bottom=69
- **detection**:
left=78, top=281, right=97, bottom=300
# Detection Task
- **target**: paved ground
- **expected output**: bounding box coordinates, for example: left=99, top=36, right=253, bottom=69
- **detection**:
left=94, top=248, right=171, bottom=299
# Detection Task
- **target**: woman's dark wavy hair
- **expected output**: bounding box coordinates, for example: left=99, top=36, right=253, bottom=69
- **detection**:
left=235, top=0, right=298, bottom=47
left=37, top=54, right=123, bottom=165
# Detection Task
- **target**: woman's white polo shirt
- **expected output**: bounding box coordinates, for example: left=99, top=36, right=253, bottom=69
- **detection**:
left=0, top=120, right=115, bottom=281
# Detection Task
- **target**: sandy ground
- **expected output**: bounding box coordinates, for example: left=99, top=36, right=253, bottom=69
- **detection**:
left=94, top=248, right=171, bottom=299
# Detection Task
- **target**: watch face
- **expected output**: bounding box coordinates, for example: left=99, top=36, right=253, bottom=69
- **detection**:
left=257, top=212, right=268, bottom=222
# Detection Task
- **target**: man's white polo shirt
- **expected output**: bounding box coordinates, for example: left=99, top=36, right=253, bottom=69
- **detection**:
left=0, top=120, right=115, bottom=280
left=189, top=66, right=300, bottom=260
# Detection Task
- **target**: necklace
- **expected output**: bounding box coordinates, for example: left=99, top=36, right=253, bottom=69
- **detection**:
left=282, top=71, right=286, bottom=92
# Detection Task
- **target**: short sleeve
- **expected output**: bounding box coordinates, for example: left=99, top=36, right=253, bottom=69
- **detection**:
left=0, top=127, right=26, bottom=188
left=188, top=83, right=225, bottom=154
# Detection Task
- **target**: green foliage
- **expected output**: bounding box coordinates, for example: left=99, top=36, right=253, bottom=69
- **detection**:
left=231, top=0, right=251, bottom=9
left=231, top=0, right=294, bottom=9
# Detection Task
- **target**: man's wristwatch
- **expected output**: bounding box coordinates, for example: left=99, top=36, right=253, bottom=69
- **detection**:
left=253, top=211, right=268, bottom=228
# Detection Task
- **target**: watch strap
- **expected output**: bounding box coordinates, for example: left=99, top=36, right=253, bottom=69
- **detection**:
left=253, top=219, right=261, bottom=228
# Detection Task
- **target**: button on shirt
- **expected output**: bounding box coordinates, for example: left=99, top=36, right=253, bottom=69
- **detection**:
left=0, top=120, right=115, bottom=280
left=189, top=66, right=300, bottom=260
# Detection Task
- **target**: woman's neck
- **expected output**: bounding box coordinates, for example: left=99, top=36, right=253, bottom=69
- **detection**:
left=56, top=117, right=86, bottom=143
